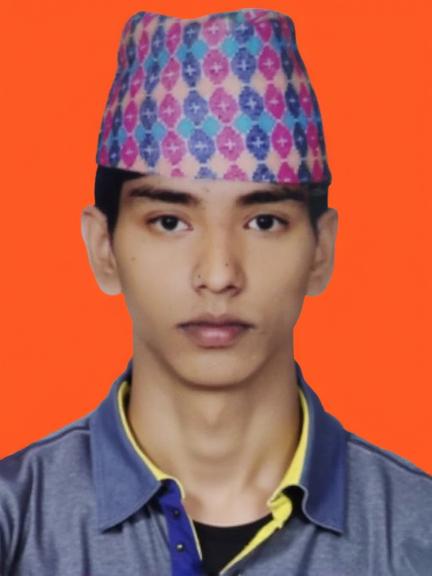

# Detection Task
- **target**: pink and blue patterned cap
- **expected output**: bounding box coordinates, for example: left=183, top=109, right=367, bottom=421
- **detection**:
left=96, top=9, right=332, bottom=185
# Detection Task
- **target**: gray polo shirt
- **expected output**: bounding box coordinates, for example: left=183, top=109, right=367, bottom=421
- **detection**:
left=1, top=360, right=431, bottom=575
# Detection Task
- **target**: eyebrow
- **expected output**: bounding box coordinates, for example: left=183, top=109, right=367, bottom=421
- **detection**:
left=126, top=186, right=307, bottom=207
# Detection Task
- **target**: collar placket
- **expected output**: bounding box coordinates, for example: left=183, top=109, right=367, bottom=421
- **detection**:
left=157, top=479, right=205, bottom=576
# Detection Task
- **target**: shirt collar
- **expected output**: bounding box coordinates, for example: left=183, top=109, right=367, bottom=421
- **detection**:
left=90, top=359, right=347, bottom=533
left=296, top=362, right=347, bottom=533
left=117, top=376, right=309, bottom=495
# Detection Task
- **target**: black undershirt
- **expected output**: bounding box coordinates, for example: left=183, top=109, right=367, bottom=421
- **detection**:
left=193, top=512, right=274, bottom=575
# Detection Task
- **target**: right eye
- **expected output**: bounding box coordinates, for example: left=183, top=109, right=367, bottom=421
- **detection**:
left=147, top=215, right=189, bottom=233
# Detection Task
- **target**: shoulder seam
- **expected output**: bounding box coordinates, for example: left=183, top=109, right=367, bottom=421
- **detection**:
left=348, top=433, right=432, bottom=482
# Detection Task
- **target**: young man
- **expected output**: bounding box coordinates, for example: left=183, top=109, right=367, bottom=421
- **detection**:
left=1, top=8, right=431, bottom=576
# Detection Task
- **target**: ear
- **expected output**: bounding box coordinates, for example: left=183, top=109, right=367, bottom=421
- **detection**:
left=81, top=205, right=122, bottom=295
left=306, top=208, right=339, bottom=296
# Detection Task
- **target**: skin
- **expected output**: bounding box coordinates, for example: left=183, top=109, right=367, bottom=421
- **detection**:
left=81, top=174, right=338, bottom=525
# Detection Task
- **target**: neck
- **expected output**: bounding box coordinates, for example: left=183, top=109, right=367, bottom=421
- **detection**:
left=127, top=343, right=301, bottom=524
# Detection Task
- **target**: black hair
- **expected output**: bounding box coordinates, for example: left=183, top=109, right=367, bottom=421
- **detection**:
left=94, top=165, right=329, bottom=240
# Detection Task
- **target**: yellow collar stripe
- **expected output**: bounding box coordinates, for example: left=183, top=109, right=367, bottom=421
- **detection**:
left=117, top=380, right=186, bottom=496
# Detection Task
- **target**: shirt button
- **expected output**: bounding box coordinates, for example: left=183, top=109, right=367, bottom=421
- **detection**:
left=172, top=508, right=181, bottom=518
left=176, top=543, right=185, bottom=552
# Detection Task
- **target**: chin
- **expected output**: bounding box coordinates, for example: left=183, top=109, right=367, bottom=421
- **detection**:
left=172, top=350, right=262, bottom=389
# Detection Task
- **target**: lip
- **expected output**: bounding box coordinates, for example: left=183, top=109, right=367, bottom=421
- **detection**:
left=178, top=313, right=254, bottom=328
left=179, top=323, right=250, bottom=348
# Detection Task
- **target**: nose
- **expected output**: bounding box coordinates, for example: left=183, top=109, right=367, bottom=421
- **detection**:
left=192, top=227, right=245, bottom=295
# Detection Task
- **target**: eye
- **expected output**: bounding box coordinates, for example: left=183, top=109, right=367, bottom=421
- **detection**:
left=247, top=214, right=288, bottom=231
left=147, top=215, right=189, bottom=232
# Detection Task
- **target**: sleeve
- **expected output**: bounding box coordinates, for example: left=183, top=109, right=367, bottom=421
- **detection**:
left=0, top=454, right=32, bottom=575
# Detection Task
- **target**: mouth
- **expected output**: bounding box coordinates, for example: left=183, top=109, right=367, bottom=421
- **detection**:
left=178, top=322, right=252, bottom=348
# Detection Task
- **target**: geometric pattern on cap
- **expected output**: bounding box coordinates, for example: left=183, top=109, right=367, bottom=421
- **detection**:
left=96, top=8, right=332, bottom=185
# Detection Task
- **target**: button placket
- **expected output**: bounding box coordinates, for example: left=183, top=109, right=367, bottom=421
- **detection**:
left=172, top=507, right=181, bottom=518
left=157, top=480, right=203, bottom=575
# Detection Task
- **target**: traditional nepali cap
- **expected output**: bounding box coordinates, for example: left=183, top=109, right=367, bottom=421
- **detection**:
left=96, top=9, right=332, bottom=185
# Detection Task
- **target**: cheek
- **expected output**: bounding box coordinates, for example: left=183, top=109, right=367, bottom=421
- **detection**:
left=255, top=240, right=314, bottom=296
left=114, top=236, right=187, bottom=322
left=253, top=242, right=314, bottom=327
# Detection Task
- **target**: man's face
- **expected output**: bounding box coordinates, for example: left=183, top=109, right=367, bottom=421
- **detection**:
left=98, top=175, right=334, bottom=388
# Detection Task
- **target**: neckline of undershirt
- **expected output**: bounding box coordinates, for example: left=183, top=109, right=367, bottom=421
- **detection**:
left=193, top=512, right=274, bottom=539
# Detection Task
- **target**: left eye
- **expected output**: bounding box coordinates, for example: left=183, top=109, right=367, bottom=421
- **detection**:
left=148, top=215, right=188, bottom=232
left=247, top=214, right=288, bottom=231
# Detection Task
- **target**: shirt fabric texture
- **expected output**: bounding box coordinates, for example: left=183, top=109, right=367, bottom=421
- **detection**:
left=1, top=359, right=432, bottom=575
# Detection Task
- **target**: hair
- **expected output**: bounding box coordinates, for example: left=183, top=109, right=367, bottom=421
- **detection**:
left=94, top=165, right=329, bottom=241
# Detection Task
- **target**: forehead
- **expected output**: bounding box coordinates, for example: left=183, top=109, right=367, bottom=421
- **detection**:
left=120, top=174, right=308, bottom=209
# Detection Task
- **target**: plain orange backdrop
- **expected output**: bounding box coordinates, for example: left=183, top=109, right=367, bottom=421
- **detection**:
left=0, top=1, right=431, bottom=472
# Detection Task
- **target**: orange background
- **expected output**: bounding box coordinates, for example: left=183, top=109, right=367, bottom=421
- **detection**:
left=1, top=1, right=431, bottom=472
